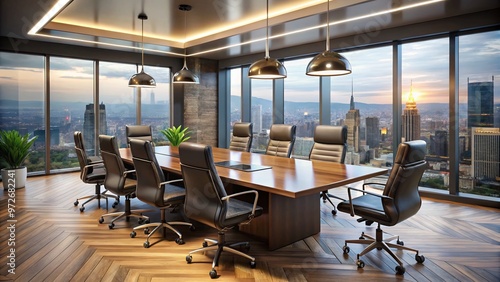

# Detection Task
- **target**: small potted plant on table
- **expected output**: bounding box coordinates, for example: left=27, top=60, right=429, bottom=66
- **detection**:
left=161, top=125, right=191, bottom=147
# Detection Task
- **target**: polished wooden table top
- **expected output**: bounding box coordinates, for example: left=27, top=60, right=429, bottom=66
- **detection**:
left=120, top=145, right=387, bottom=199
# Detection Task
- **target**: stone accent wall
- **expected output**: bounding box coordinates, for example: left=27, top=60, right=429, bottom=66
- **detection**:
left=183, top=57, right=218, bottom=146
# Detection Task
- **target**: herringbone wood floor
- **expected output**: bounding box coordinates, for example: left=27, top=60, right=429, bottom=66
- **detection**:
left=1, top=172, right=499, bottom=281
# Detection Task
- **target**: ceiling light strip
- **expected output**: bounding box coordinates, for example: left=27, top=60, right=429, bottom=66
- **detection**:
left=28, top=0, right=73, bottom=35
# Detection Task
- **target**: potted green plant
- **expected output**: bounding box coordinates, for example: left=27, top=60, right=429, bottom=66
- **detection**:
left=0, top=130, right=37, bottom=189
left=161, top=125, right=191, bottom=146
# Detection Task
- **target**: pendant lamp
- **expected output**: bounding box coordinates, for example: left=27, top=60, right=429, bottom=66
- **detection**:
left=173, top=4, right=199, bottom=84
left=306, top=0, right=351, bottom=76
left=129, top=13, right=156, bottom=87
left=248, top=0, right=287, bottom=79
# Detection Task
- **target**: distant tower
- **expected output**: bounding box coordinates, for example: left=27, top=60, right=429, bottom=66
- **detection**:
left=430, top=130, right=448, bottom=157
left=468, top=77, right=494, bottom=129
left=83, top=103, right=107, bottom=154
left=150, top=91, right=155, bottom=104
left=402, top=82, right=421, bottom=141
left=345, top=83, right=360, bottom=152
left=251, top=105, right=262, bottom=134
left=471, top=127, right=500, bottom=184
left=365, top=117, right=380, bottom=149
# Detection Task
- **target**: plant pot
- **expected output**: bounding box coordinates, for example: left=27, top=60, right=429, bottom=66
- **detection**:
left=2, top=167, right=27, bottom=189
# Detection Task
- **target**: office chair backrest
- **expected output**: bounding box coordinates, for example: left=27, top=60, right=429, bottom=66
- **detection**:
left=229, top=122, right=253, bottom=152
left=74, top=131, right=91, bottom=180
left=266, top=124, right=297, bottom=158
left=99, top=135, right=127, bottom=193
left=383, top=140, right=428, bottom=225
left=179, top=142, right=228, bottom=229
left=129, top=139, right=165, bottom=207
left=309, top=125, right=347, bottom=163
left=126, top=125, right=153, bottom=144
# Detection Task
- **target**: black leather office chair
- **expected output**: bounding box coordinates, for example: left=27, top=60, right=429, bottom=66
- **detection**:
left=309, top=125, right=348, bottom=215
left=97, top=135, right=150, bottom=229
left=229, top=122, right=253, bottom=152
left=338, top=140, right=428, bottom=275
left=129, top=139, right=193, bottom=248
left=179, top=142, right=263, bottom=279
left=126, top=125, right=153, bottom=145
left=73, top=131, right=118, bottom=212
left=265, top=124, right=296, bottom=158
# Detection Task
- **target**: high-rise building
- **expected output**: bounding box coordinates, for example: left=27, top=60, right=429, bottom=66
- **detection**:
left=365, top=117, right=380, bottom=149
left=430, top=130, right=448, bottom=157
left=345, top=93, right=360, bottom=152
left=83, top=103, right=107, bottom=154
left=251, top=105, right=262, bottom=133
left=150, top=91, right=155, bottom=104
left=468, top=77, right=494, bottom=129
left=471, top=127, right=500, bottom=184
left=402, top=84, right=421, bottom=141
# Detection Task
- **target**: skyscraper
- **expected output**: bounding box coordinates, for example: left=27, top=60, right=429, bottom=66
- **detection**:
left=251, top=105, right=262, bottom=134
left=365, top=117, right=380, bottom=149
left=468, top=77, right=494, bottom=129
left=402, top=84, right=421, bottom=141
left=430, top=130, right=448, bottom=157
left=345, top=93, right=360, bottom=152
left=83, top=103, right=107, bottom=154
left=471, top=127, right=500, bottom=183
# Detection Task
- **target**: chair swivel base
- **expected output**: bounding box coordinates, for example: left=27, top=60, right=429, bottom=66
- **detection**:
left=342, top=224, right=425, bottom=275
left=74, top=184, right=119, bottom=212
left=99, top=209, right=151, bottom=229
left=130, top=208, right=193, bottom=248
left=186, top=231, right=256, bottom=279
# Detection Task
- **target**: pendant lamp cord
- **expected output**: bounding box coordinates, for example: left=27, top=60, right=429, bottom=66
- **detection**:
left=326, top=0, right=330, bottom=51
left=183, top=7, right=188, bottom=69
left=141, top=16, right=145, bottom=70
left=265, top=0, right=269, bottom=59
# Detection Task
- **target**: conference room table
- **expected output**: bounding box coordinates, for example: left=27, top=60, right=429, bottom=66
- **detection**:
left=120, top=145, right=387, bottom=250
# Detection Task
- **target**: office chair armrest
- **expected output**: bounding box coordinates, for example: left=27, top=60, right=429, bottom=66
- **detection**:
left=362, top=182, right=385, bottom=190
left=346, top=186, right=393, bottom=217
left=123, top=169, right=136, bottom=176
left=159, top=178, right=184, bottom=187
left=222, top=190, right=259, bottom=217
left=88, top=159, right=103, bottom=165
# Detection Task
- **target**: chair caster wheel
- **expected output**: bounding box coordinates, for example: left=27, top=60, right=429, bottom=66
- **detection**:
left=74, top=201, right=79, bottom=206
left=202, top=241, right=208, bottom=248
left=108, top=223, right=114, bottom=229
left=359, top=236, right=364, bottom=240
left=343, top=246, right=350, bottom=254
left=144, top=228, right=150, bottom=235
left=331, top=209, right=337, bottom=215
left=189, top=225, right=196, bottom=231
left=415, top=254, right=425, bottom=263
left=80, top=206, right=85, bottom=212
left=356, top=260, right=365, bottom=268
left=99, top=217, right=104, bottom=224
left=209, top=269, right=217, bottom=279
left=130, top=231, right=136, bottom=238
left=143, top=241, right=150, bottom=248
left=175, top=238, right=185, bottom=245
left=397, top=240, right=404, bottom=246
left=250, top=260, right=256, bottom=269
left=395, top=265, right=405, bottom=275
left=112, top=201, right=118, bottom=208
left=186, top=255, right=192, bottom=263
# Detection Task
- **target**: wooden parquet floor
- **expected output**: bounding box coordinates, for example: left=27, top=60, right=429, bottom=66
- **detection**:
left=1, top=172, right=499, bottom=281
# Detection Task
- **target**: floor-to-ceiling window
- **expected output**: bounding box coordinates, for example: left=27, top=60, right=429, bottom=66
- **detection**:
left=0, top=52, right=46, bottom=173
left=284, top=57, right=319, bottom=158
left=99, top=61, right=138, bottom=148
left=49, top=57, right=94, bottom=171
left=402, top=38, right=450, bottom=192
left=331, top=46, right=393, bottom=167
left=140, top=65, right=171, bottom=145
left=458, top=30, right=500, bottom=198
left=230, top=68, right=242, bottom=126
left=251, top=79, right=273, bottom=152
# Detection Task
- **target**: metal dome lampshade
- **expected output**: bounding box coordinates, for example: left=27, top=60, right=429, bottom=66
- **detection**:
left=129, top=13, right=156, bottom=87
left=248, top=0, right=286, bottom=79
left=306, top=0, right=351, bottom=76
left=173, top=4, right=199, bottom=84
